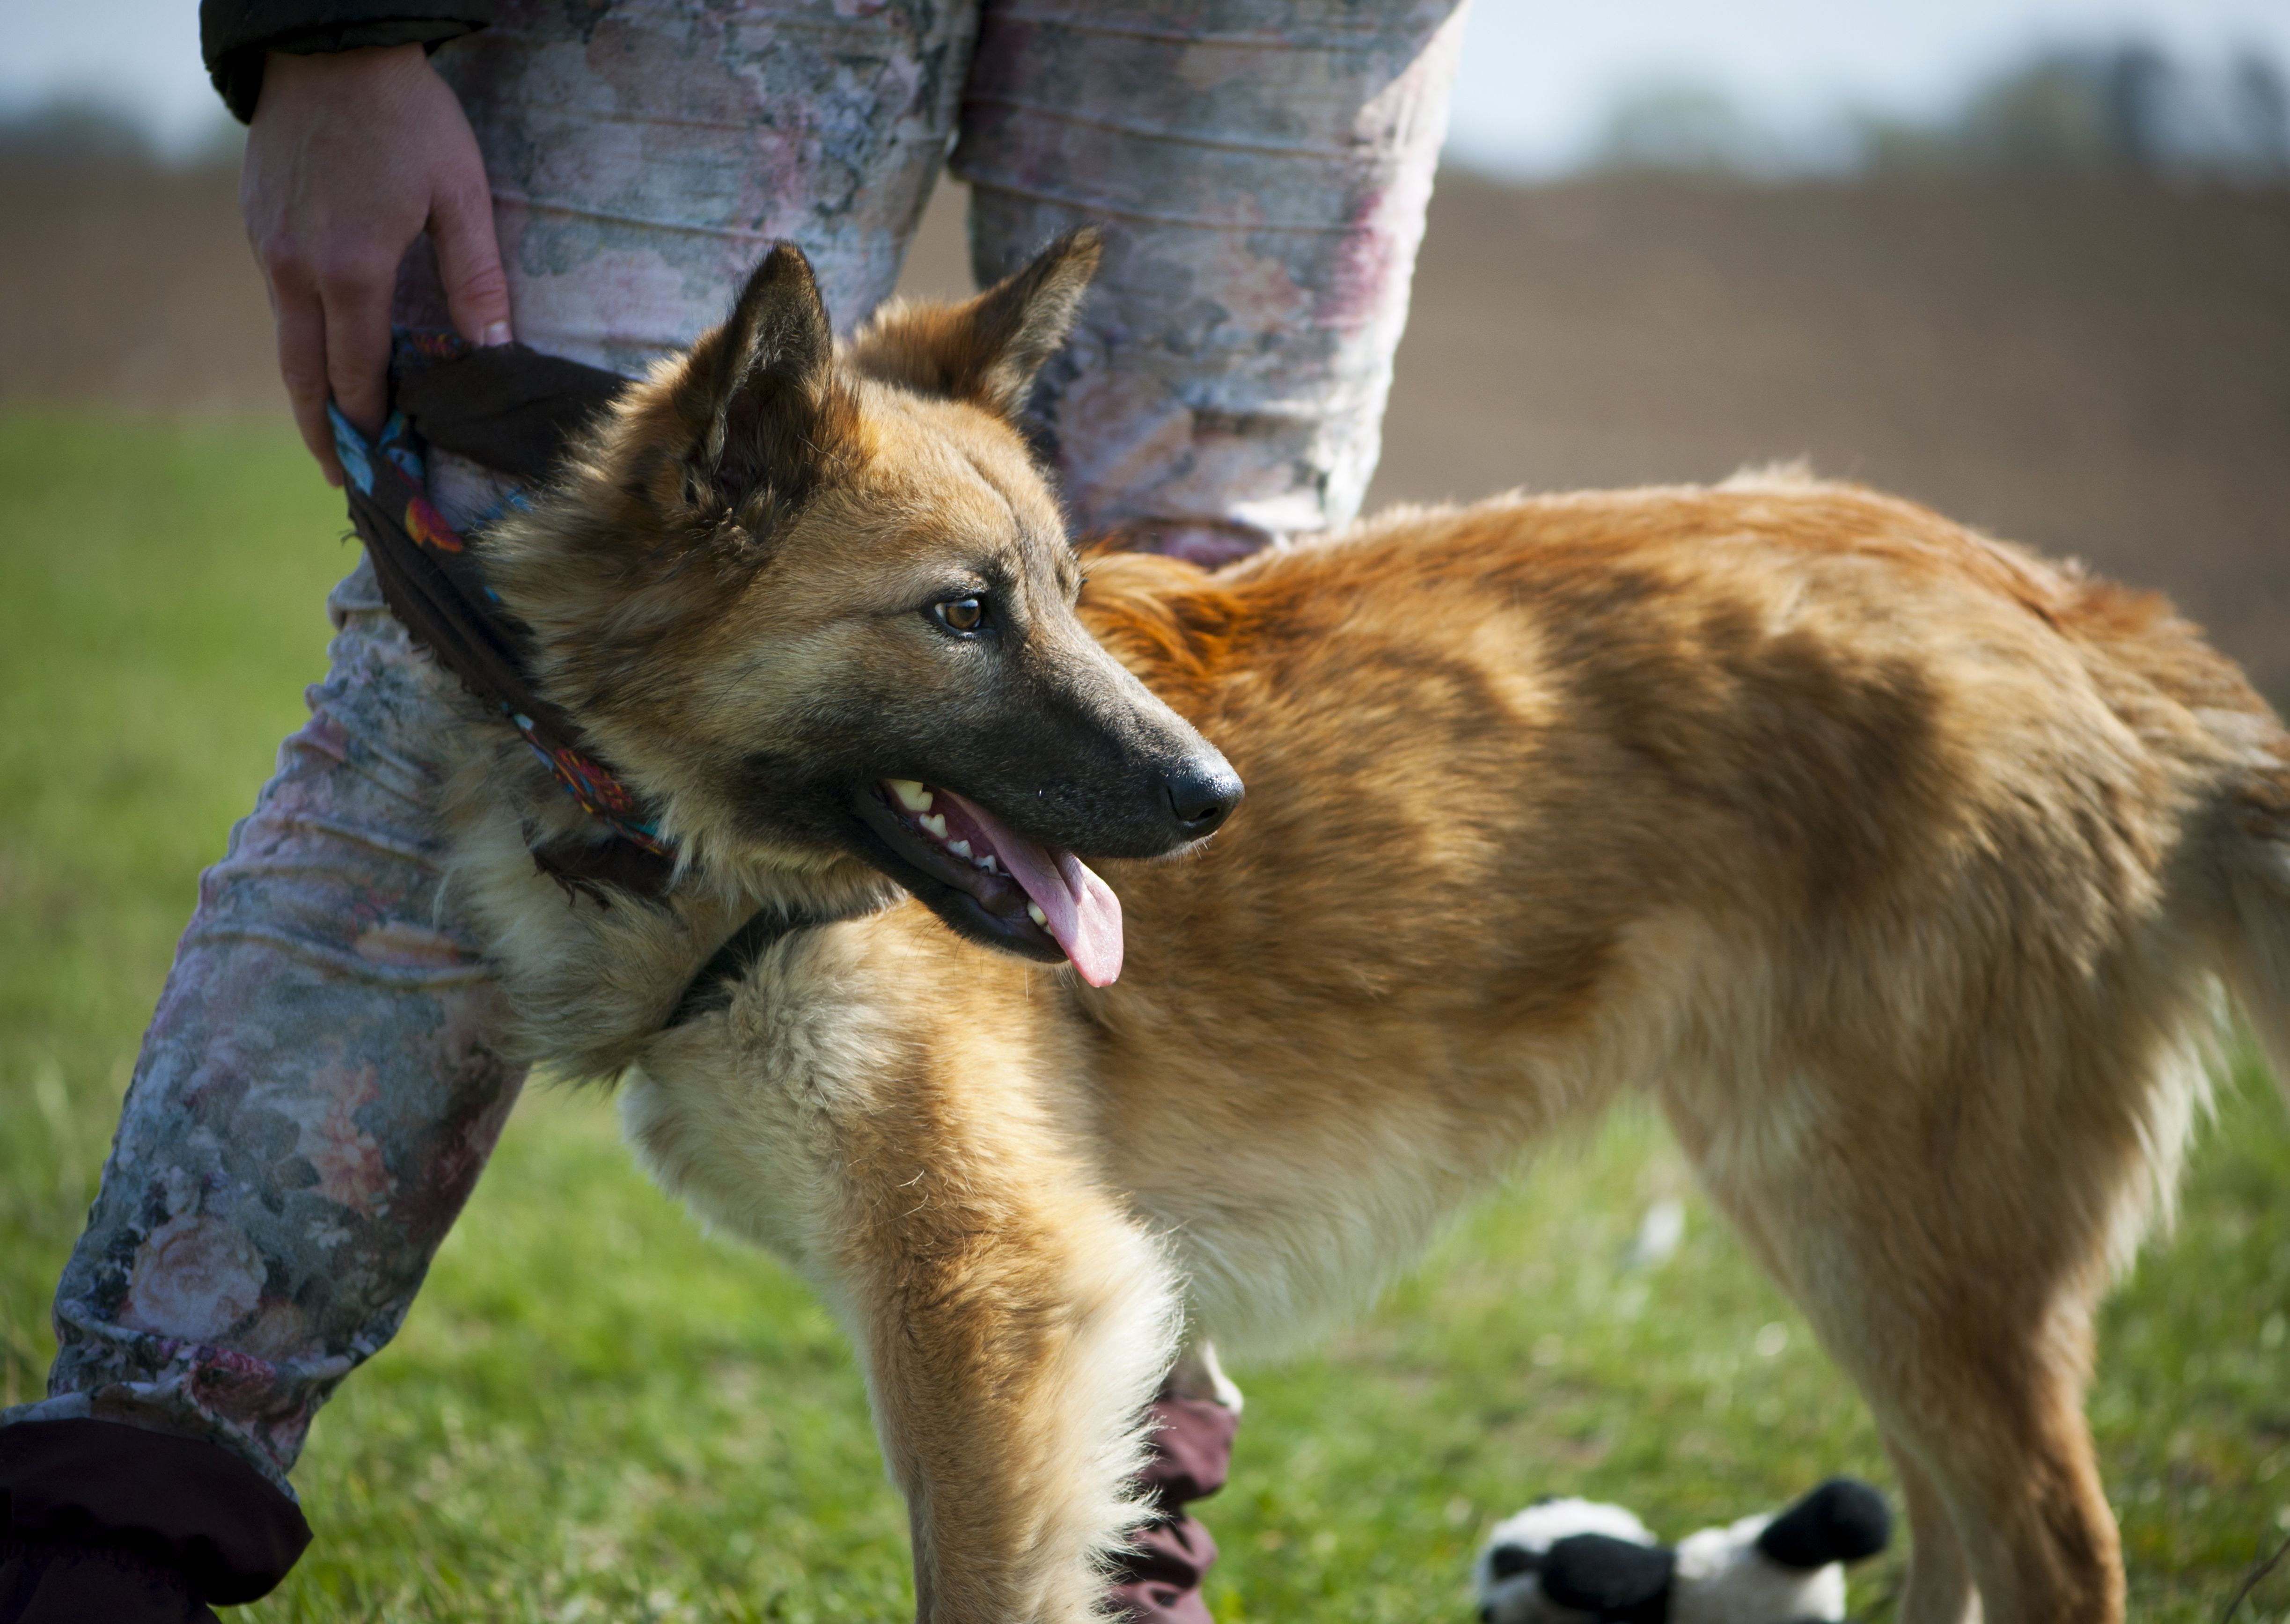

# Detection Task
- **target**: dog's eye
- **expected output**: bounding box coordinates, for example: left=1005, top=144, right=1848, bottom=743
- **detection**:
left=934, top=596, right=986, bottom=634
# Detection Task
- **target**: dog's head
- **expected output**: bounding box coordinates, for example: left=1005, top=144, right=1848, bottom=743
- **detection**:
left=482, top=230, right=1240, bottom=984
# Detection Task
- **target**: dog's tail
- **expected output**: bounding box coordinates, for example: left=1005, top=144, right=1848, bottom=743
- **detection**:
left=2217, top=738, right=2290, bottom=1090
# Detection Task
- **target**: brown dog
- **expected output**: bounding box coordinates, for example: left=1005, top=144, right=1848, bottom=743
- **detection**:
left=439, top=229, right=2290, bottom=1624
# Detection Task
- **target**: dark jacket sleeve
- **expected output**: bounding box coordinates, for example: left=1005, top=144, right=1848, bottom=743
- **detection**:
left=200, top=0, right=493, bottom=123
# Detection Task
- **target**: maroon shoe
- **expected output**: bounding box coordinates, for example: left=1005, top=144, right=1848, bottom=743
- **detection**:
left=1106, top=1393, right=1240, bottom=1623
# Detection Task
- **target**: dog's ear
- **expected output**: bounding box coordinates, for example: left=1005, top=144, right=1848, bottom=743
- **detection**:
left=849, top=226, right=1102, bottom=417
left=664, top=241, right=852, bottom=524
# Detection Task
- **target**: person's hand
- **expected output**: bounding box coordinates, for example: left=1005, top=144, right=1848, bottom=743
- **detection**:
left=240, top=44, right=512, bottom=486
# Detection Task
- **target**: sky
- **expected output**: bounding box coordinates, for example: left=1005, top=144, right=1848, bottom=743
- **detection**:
left=1442, top=0, right=2290, bottom=176
left=6, top=0, right=2290, bottom=169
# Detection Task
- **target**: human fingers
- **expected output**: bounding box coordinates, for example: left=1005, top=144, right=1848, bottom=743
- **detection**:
left=270, top=270, right=344, bottom=486
left=320, top=256, right=396, bottom=441
left=429, top=164, right=513, bottom=348
left=242, top=46, right=441, bottom=479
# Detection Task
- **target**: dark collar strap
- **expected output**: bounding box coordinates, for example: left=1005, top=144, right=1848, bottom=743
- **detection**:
left=337, top=336, right=849, bottom=1012
left=334, top=333, right=676, bottom=900
left=665, top=906, right=835, bottom=1028
left=396, top=338, right=629, bottom=485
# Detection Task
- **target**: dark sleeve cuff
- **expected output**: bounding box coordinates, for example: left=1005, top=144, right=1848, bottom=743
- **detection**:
left=0, top=1538, right=218, bottom=1624
left=0, top=1420, right=311, bottom=1607
left=201, top=0, right=492, bottom=122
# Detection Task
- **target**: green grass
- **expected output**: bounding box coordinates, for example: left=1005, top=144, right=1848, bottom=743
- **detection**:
left=5, top=405, right=2290, bottom=1622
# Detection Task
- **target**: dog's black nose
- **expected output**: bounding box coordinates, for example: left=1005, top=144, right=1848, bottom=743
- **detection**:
left=1164, top=753, right=1243, bottom=834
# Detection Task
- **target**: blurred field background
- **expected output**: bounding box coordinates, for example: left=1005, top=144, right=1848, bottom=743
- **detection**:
left=5, top=15, right=2290, bottom=1623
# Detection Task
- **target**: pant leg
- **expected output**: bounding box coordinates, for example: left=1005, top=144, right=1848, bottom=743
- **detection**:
left=952, top=0, right=1470, bottom=563
left=9, top=0, right=982, bottom=1501
left=417, top=0, right=982, bottom=369
left=1112, top=1392, right=1241, bottom=1624
left=5, top=561, right=518, bottom=1495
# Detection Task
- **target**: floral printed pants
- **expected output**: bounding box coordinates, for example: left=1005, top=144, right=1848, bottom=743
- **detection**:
left=7, top=0, right=1466, bottom=1597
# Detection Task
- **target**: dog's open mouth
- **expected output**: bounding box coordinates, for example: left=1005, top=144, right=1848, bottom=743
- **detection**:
left=851, top=779, right=1124, bottom=986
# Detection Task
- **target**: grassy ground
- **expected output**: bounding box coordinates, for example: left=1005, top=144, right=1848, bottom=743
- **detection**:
left=5, top=406, right=2290, bottom=1622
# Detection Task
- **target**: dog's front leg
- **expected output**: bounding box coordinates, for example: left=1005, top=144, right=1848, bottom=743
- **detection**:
left=625, top=919, right=1182, bottom=1624
left=840, top=1068, right=1182, bottom=1624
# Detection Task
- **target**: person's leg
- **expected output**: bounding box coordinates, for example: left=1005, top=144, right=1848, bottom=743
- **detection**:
left=0, top=563, right=514, bottom=1619
left=953, top=0, right=1471, bottom=564
left=417, top=0, right=980, bottom=373
left=952, top=6, right=1467, bottom=1613
left=396, top=0, right=982, bottom=520
left=21, top=560, right=520, bottom=1478
left=4, top=4, right=974, bottom=1613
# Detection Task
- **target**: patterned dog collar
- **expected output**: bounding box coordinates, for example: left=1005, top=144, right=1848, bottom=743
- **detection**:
left=332, top=332, right=676, bottom=900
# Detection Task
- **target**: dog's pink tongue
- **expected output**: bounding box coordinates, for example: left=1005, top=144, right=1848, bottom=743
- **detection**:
left=1048, top=852, right=1124, bottom=987
left=939, top=791, right=1124, bottom=986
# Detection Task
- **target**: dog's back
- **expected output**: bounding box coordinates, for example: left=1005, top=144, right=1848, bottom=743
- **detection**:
left=1072, top=477, right=2289, bottom=1624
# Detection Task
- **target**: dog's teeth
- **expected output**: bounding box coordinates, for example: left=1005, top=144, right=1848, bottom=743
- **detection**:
left=980, top=855, right=999, bottom=873
left=1027, top=902, right=1048, bottom=927
left=888, top=779, right=933, bottom=813
left=947, top=839, right=972, bottom=859
left=920, top=812, right=948, bottom=839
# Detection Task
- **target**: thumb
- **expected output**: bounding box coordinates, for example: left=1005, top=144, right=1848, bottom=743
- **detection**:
left=431, top=171, right=513, bottom=347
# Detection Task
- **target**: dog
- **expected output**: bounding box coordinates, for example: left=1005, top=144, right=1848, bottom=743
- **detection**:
left=435, top=226, right=2290, bottom=1624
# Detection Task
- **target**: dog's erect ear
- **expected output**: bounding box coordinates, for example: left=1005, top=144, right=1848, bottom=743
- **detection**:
left=849, top=227, right=1103, bottom=417
left=956, top=227, right=1102, bottom=412
left=667, top=241, right=849, bottom=520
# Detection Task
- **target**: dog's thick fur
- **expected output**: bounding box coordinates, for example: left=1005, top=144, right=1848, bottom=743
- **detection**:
left=439, top=232, right=2290, bottom=1624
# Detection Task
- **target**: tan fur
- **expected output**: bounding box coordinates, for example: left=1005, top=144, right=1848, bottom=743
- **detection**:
left=435, top=239, right=2290, bottom=1624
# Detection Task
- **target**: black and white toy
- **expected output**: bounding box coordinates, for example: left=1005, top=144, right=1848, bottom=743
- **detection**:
left=1474, top=1478, right=1892, bottom=1624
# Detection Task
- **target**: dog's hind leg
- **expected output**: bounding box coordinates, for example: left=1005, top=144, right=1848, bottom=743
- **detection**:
left=1879, top=1441, right=1979, bottom=1624
left=1663, top=1060, right=2151, bottom=1624
left=1864, top=1323, right=2118, bottom=1624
